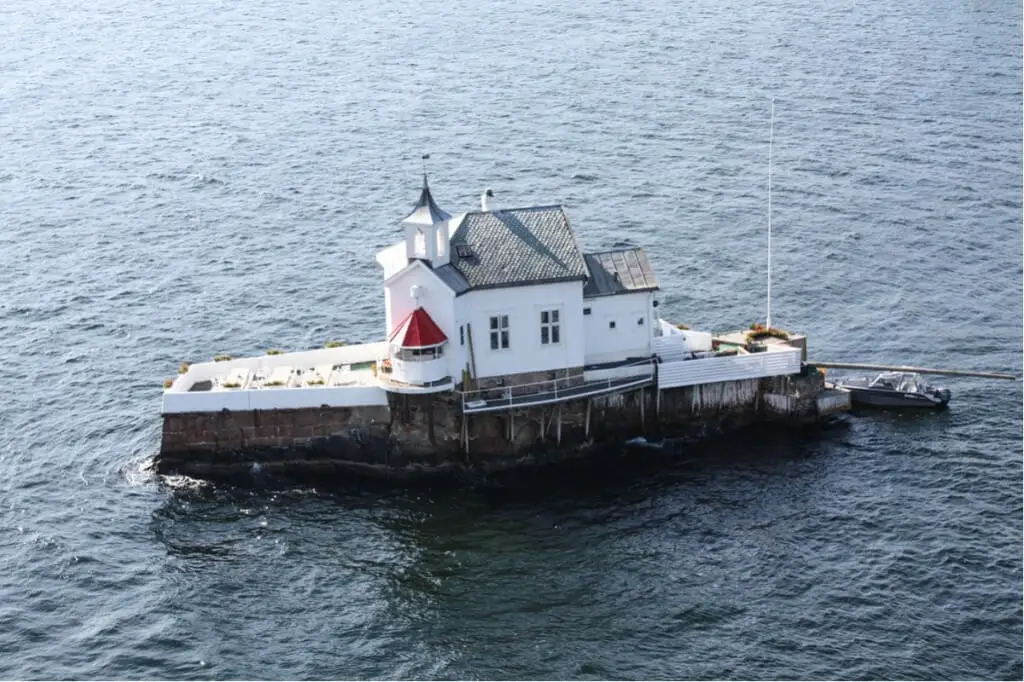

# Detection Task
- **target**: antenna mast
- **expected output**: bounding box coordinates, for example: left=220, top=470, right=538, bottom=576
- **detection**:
left=766, top=98, right=775, bottom=330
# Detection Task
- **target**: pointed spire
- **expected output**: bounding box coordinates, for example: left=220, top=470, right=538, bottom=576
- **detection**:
left=402, top=172, right=451, bottom=226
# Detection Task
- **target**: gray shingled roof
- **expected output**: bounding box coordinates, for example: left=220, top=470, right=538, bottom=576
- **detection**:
left=583, top=248, right=659, bottom=298
left=447, top=206, right=588, bottom=292
left=433, top=263, right=471, bottom=295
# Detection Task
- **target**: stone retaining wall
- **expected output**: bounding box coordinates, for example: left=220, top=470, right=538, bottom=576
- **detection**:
left=156, top=371, right=830, bottom=483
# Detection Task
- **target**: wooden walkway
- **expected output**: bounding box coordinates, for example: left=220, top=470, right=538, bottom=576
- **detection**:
left=460, top=375, right=653, bottom=414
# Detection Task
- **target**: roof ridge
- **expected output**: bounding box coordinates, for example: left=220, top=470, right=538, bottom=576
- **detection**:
left=461, top=204, right=564, bottom=218
left=584, top=246, right=647, bottom=257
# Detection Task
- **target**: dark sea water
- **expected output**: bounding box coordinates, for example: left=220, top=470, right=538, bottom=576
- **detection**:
left=1, top=0, right=1022, bottom=678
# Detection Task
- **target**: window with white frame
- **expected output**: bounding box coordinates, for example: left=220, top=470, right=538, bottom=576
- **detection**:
left=489, top=314, right=509, bottom=350
left=396, top=346, right=443, bottom=360
left=540, top=309, right=560, bottom=345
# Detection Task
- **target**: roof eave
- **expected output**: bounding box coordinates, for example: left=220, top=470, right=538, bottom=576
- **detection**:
left=583, top=285, right=660, bottom=300
left=453, top=275, right=588, bottom=297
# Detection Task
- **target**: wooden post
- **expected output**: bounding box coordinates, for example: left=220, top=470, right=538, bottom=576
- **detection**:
left=466, top=323, right=479, bottom=388
left=539, top=410, right=545, bottom=443
left=509, top=411, right=514, bottom=442
left=656, top=388, right=661, bottom=415
left=556, top=404, right=562, bottom=445
left=640, top=387, right=645, bottom=432
left=585, top=399, right=591, bottom=438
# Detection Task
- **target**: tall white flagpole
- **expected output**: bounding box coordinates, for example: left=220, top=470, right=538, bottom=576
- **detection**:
left=767, top=98, right=775, bottom=330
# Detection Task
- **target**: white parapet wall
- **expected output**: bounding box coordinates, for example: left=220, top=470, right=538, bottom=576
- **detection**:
left=163, top=342, right=390, bottom=414
left=653, top=327, right=714, bottom=360
left=163, top=385, right=389, bottom=413
left=390, top=356, right=450, bottom=385
left=657, top=347, right=802, bottom=390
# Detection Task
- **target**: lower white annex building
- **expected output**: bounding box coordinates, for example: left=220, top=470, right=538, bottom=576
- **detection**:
left=163, top=177, right=804, bottom=415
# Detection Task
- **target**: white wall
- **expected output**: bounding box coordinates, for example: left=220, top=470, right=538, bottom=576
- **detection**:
left=653, top=328, right=714, bottom=360
left=168, top=342, right=389, bottom=391
left=383, top=262, right=459, bottom=378
left=375, top=241, right=407, bottom=279
left=454, top=280, right=585, bottom=380
left=582, top=291, right=656, bottom=365
left=657, top=348, right=802, bottom=389
left=163, top=385, right=388, bottom=414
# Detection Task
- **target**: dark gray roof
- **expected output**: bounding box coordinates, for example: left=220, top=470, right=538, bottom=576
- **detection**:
left=433, top=263, right=471, bottom=294
left=402, top=176, right=451, bottom=225
left=583, top=248, right=659, bottom=298
left=447, top=206, right=588, bottom=292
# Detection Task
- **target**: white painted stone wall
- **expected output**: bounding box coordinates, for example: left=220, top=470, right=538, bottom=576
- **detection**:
left=454, top=280, right=586, bottom=380
left=162, top=342, right=391, bottom=414
left=383, top=261, right=460, bottom=380
left=658, top=348, right=802, bottom=389
left=582, top=291, right=656, bottom=365
left=163, top=385, right=389, bottom=414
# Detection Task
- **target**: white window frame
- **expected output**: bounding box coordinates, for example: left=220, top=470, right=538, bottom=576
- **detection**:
left=489, top=314, right=510, bottom=351
left=540, top=308, right=561, bottom=345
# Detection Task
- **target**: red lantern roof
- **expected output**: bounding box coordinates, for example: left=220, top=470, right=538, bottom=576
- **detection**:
left=388, top=307, right=448, bottom=348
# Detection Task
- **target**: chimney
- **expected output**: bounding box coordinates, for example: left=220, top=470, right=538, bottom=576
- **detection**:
left=480, top=188, right=494, bottom=212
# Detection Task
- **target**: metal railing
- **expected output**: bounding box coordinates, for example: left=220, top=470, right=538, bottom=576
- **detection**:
left=458, top=359, right=656, bottom=413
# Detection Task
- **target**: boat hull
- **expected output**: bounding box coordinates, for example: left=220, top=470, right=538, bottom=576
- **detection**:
left=842, top=386, right=949, bottom=408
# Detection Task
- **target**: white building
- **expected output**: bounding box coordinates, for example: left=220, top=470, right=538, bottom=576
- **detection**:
left=375, top=177, right=662, bottom=392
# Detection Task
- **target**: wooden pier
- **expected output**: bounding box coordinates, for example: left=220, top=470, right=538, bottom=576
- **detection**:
left=810, top=361, right=1017, bottom=381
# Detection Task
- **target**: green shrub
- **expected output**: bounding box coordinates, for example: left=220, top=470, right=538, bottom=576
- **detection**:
left=745, top=327, right=791, bottom=343
left=214, top=354, right=233, bottom=362
left=264, top=380, right=285, bottom=387
left=163, top=377, right=175, bottom=389
left=266, top=349, right=283, bottom=355
left=222, top=381, right=241, bottom=389
left=178, top=362, right=190, bottom=374
left=324, top=340, right=345, bottom=348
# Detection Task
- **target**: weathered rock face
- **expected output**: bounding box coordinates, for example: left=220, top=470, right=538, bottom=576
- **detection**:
left=155, top=373, right=831, bottom=484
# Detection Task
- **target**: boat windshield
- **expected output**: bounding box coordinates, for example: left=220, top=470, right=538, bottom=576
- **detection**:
left=869, top=373, right=902, bottom=390
left=869, top=372, right=923, bottom=392
left=897, top=374, right=924, bottom=393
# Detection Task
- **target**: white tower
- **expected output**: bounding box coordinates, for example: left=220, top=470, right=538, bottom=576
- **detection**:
left=402, top=175, right=452, bottom=267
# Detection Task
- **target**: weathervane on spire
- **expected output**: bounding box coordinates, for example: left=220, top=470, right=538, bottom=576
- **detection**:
left=421, top=153, right=430, bottom=184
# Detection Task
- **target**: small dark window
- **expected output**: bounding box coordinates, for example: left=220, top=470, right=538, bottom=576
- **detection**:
left=637, top=317, right=644, bottom=326
left=490, top=314, right=509, bottom=350
left=583, top=307, right=591, bottom=315
left=455, top=244, right=474, bottom=259
left=609, top=321, right=616, bottom=329
left=540, top=309, right=560, bottom=345
left=459, top=325, right=465, bottom=346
